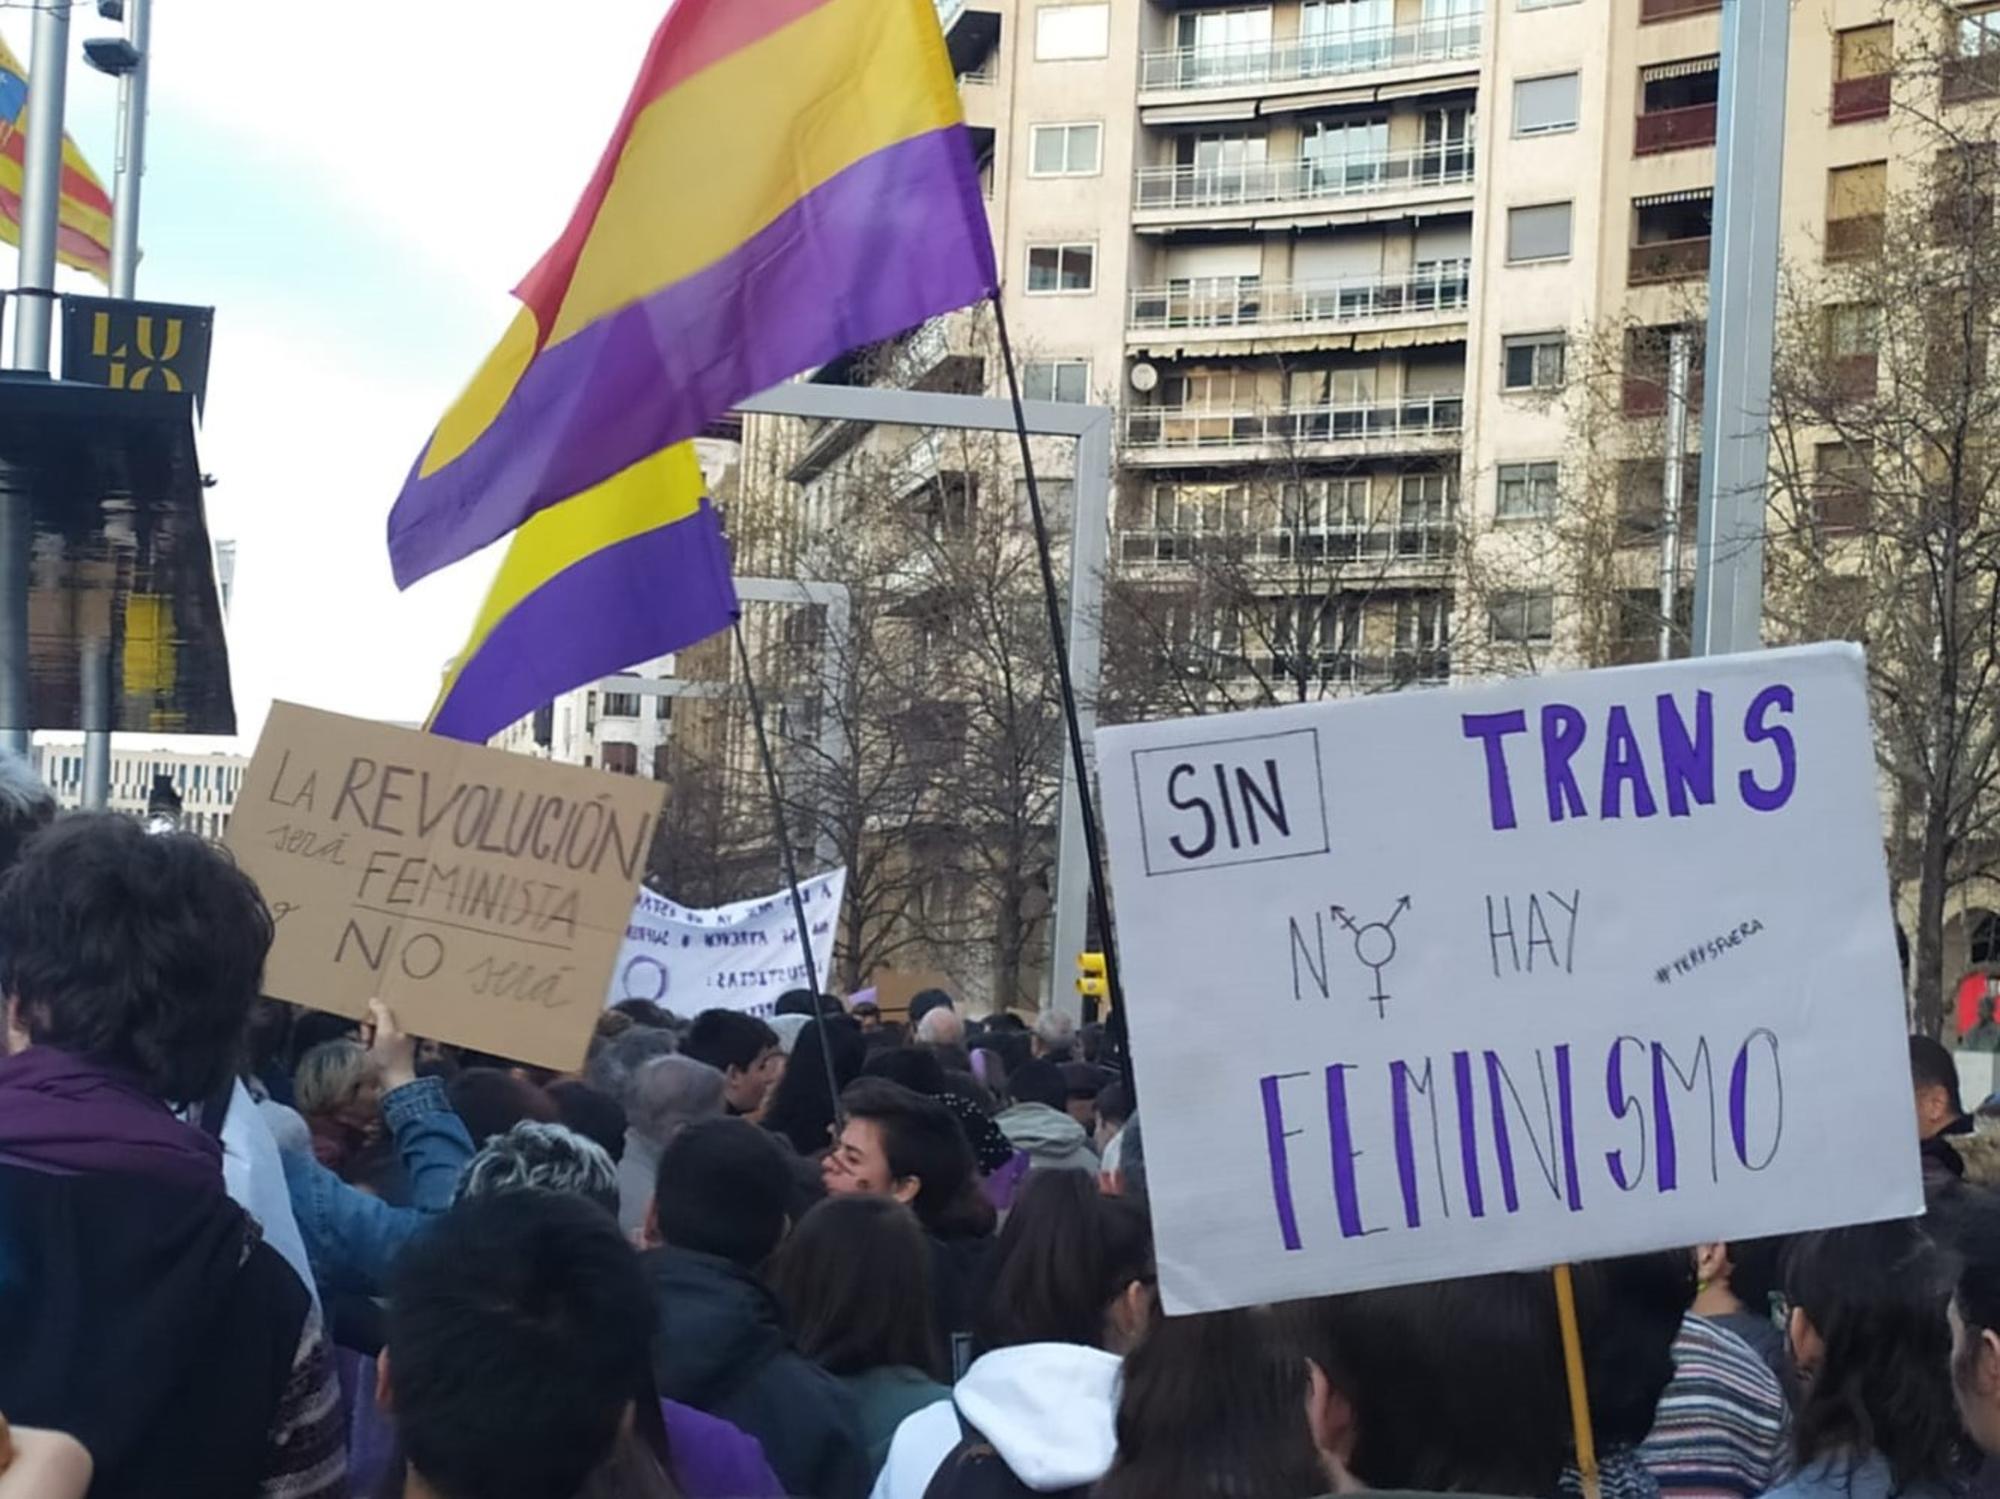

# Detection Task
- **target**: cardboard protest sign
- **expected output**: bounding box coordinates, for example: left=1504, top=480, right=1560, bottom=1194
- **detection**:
left=228, top=703, right=662, bottom=1071
left=608, top=869, right=846, bottom=1019
left=1097, top=644, right=1920, bottom=1315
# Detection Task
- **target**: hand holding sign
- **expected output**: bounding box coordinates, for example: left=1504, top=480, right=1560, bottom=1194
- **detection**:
left=228, top=705, right=661, bottom=1072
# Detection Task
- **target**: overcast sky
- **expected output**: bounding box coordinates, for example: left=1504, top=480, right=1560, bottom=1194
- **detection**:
left=8, top=1, right=668, bottom=748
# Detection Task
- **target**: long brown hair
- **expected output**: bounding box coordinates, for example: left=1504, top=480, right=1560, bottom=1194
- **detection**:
left=769, top=1195, right=946, bottom=1380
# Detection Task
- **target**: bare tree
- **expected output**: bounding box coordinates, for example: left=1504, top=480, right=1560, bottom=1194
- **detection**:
left=1759, top=31, right=2000, bottom=1035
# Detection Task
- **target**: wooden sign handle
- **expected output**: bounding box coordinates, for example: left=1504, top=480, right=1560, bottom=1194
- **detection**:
left=1552, top=1263, right=1600, bottom=1499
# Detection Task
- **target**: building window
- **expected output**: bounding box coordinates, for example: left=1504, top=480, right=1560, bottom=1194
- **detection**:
left=602, top=692, right=641, bottom=718
left=657, top=693, right=673, bottom=721
left=1506, top=202, right=1573, bottom=263
left=1833, top=23, right=1892, bottom=121
left=1636, top=57, right=1720, bottom=154
left=1490, top=589, right=1556, bottom=643
left=602, top=743, right=638, bottom=775
left=1514, top=72, right=1580, bottom=136
left=1016, top=476, right=1076, bottom=524
left=1630, top=190, right=1714, bottom=284
left=1814, top=440, right=1873, bottom=531
left=1026, top=241, right=1096, bottom=294
left=1035, top=3, right=1110, bottom=60
left=1826, top=161, right=1887, bottom=259
left=1503, top=332, right=1567, bottom=390
left=1030, top=122, right=1103, bottom=177
left=1175, top=6, right=1275, bottom=86
left=1826, top=302, right=1881, bottom=356
left=1497, top=461, right=1561, bottom=519
left=1022, top=359, right=1091, bottom=403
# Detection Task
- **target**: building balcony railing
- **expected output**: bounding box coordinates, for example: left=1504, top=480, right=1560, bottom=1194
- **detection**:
left=1117, top=519, right=1457, bottom=566
left=1628, top=234, right=1711, bottom=285
left=1622, top=368, right=1705, bottom=417
left=1944, top=52, right=2000, bottom=104
left=1128, top=262, right=1471, bottom=334
left=1254, top=649, right=1454, bottom=689
left=1832, top=73, right=1891, bottom=122
left=1134, top=147, right=1475, bottom=214
left=1634, top=102, right=1717, bottom=155
left=1138, top=18, right=1481, bottom=95
left=1123, top=394, right=1463, bottom=453
left=1640, top=0, right=1720, bottom=23
left=1825, top=213, right=1885, bottom=260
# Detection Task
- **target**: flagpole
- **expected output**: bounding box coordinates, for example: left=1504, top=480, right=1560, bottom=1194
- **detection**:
left=732, top=612, right=845, bottom=1128
left=0, top=0, right=70, bottom=759
left=987, top=291, right=1130, bottom=1081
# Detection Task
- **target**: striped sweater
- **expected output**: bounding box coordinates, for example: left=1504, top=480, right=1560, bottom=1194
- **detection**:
left=1641, top=1314, right=1790, bottom=1499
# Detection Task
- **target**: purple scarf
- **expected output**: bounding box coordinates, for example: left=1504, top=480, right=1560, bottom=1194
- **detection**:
left=0, top=1046, right=222, bottom=1194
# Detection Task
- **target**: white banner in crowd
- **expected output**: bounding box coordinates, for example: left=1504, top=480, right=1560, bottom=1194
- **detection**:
left=604, top=869, right=847, bottom=1020
left=1097, top=644, right=1921, bottom=1315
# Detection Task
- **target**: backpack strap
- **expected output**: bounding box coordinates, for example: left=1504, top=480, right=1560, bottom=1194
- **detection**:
left=919, top=1410, right=1090, bottom=1499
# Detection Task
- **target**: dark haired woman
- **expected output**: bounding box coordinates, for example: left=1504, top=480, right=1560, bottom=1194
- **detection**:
left=871, top=1170, right=1153, bottom=1499
left=769, top=1195, right=949, bottom=1477
left=1765, top=1220, right=1964, bottom=1499
left=1098, top=1305, right=1330, bottom=1499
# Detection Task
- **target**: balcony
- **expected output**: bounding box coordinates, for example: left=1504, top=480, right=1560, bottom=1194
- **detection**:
left=1629, top=235, right=1711, bottom=285
left=1944, top=52, right=2000, bottom=104
left=1118, top=519, right=1457, bottom=568
left=1127, top=262, right=1471, bottom=344
left=1640, top=0, right=1720, bottom=22
left=1634, top=102, right=1717, bottom=155
left=1133, top=146, right=1476, bottom=229
left=1825, top=213, right=1885, bottom=260
left=1138, top=17, right=1481, bottom=99
left=1122, top=394, right=1462, bottom=462
left=1832, top=352, right=1879, bottom=400
left=1832, top=73, right=1891, bottom=123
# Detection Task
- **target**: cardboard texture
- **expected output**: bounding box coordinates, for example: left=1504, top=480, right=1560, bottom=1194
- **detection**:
left=228, top=703, right=661, bottom=1071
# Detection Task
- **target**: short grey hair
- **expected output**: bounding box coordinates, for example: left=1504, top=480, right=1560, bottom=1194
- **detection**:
left=916, top=1005, right=965, bottom=1048
left=455, top=1121, right=619, bottom=1217
left=0, top=752, right=54, bottom=824
left=583, top=1024, right=680, bottom=1110
left=626, top=1054, right=727, bottom=1147
left=1034, top=1009, right=1077, bottom=1055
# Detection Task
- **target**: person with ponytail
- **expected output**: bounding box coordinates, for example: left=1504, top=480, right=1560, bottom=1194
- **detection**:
left=868, top=1170, right=1153, bottom=1499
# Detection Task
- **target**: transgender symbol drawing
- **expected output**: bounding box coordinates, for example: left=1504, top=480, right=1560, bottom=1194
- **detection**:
left=1329, top=896, right=1411, bottom=1018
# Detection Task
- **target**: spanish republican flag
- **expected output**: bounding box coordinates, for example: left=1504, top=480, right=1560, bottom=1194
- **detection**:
left=386, top=0, right=997, bottom=589
left=0, top=35, right=111, bottom=282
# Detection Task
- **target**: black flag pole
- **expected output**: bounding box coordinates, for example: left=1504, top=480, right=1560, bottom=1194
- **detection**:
left=732, top=613, right=845, bottom=1128
left=987, top=291, right=1131, bottom=1081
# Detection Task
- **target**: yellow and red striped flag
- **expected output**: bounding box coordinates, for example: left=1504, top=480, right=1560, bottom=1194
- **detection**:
left=0, top=35, right=110, bottom=282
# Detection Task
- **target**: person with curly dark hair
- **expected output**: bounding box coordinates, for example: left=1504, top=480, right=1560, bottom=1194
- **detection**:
left=1769, top=1220, right=1965, bottom=1499
left=0, top=814, right=345, bottom=1499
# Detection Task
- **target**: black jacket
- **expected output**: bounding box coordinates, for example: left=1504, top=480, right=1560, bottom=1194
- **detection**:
left=0, top=1161, right=310, bottom=1499
left=646, top=1245, right=871, bottom=1499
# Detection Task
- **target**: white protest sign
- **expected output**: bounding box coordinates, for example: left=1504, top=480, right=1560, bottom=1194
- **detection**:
left=605, top=870, right=847, bottom=1019
left=1097, top=644, right=1920, bottom=1315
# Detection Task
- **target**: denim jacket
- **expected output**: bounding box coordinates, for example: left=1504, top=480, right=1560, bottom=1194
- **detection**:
left=278, top=1075, right=473, bottom=1298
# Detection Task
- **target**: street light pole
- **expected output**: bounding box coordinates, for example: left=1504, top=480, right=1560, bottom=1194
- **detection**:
left=82, top=0, right=150, bottom=808
left=108, top=0, right=148, bottom=300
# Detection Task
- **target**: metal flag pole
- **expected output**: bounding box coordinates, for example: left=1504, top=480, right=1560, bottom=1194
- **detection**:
left=987, top=291, right=1131, bottom=1080
left=0, top=0, right=72, bottom=758
left=81, top=0, right=151, bottom=809
left=731, top=613, right=845, bottom=1128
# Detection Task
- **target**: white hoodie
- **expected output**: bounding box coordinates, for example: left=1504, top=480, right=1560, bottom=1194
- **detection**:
left=869, top=1343, right=1124, bottom=1499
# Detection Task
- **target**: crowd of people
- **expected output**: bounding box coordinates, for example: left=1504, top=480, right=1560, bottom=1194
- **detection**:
left=5, top=762, right=2000, bottom=1499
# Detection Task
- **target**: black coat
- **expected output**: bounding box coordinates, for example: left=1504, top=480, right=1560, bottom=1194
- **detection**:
left=0, top=1162, right=310, bottom=1499
left=646, top=1245, right=871, bottom=1499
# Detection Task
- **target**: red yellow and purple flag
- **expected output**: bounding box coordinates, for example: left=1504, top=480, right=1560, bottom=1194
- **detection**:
left=388, top=0, right=998, bottom=591
left=0, top=34, right=112, bottom=282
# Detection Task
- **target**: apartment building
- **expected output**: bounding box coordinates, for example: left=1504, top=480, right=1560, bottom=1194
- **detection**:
left=33, top=742, right=249, bottom=839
